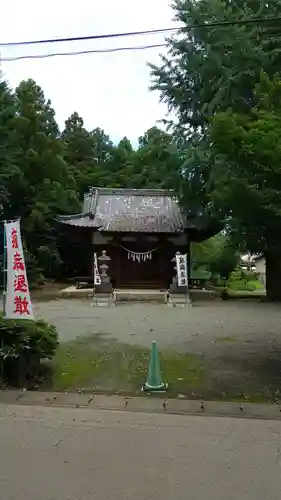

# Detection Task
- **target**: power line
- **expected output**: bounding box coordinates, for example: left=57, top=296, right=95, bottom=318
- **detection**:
left=0, top=28, right=178, bottom=48
left=1, top=15, right=281, bottom=63
left=1, top=43, right=167, bottom=62
left=0, top=15, right=280, bottom=48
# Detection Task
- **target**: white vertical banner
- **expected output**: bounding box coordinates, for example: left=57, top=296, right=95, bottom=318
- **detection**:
left=4, top=220, right=34, bottom=320
left=176, top=253, right=188, bottom=287
left=93, top=253, right=101, bottom=286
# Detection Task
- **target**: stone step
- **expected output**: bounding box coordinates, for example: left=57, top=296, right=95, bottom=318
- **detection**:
left=114, top=289, right=168, bottom=303
left=117, top=281, right=164, bottom=290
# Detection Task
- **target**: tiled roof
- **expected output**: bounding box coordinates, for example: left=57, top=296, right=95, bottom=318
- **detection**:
left=57, top=188, right=188, bottom=233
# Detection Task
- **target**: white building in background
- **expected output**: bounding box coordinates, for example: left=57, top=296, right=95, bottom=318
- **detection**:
left=240, top=253, right=266, bottom=287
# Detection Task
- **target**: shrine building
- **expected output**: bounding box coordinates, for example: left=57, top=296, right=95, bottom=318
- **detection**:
left=57, top=187, right=216, bottom=290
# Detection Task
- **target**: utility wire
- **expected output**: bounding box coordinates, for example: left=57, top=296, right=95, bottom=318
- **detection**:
left=1, top=16, right=281, bottom=63
left=1, top=43, right=168, bottom=62
left=0, top=28, right=178, bottom=47
left=0, top=15, right=280, bottom=47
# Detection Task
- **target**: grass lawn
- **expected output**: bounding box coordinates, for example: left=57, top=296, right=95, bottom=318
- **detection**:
left=49, top=333, right=281, bottom=404
left=51, top=335, right=206, bottom=397
left=227, top=289, right=266, bottom=298
left=215, top=285, right=266, bottom=299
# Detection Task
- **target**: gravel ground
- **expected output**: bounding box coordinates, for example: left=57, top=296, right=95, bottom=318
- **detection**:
left=34, top=299, right=281, bottom=352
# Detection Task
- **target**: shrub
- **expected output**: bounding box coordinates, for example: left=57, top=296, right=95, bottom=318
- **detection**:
left=228, top=278, right=263, bottom=291
left=227, top=266, right=264, bottom=291
left=0, top=316, right=59, bottom=387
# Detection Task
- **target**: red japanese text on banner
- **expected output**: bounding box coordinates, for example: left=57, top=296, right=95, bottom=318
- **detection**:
left=4, top=220, right=34, bottom=320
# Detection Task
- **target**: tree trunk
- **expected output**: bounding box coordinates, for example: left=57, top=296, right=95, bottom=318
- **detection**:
left=265, top=249, right=281, bottom=301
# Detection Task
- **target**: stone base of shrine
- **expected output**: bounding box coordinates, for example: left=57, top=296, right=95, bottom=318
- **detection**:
left=59, top=286, right=219, bottom=303
left=59, top=286, right=93, bottom=298
left=114, top=289, right=168, bottom=304
left=92, top=293, right=116, bottom=307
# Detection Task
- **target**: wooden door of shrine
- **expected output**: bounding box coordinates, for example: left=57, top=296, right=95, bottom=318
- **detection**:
left=117, top=242, right=164, bottom=289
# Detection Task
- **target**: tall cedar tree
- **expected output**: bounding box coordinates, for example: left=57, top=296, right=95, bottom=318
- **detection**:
left=210, top=74, right=281, bottom=300
left=8, top=79, right=79, bottom=277
left=150, top=0, right=281, bottom=299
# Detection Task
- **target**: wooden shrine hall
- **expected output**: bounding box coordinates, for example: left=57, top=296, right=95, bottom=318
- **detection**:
left=57, top=187, right=217, bottom=290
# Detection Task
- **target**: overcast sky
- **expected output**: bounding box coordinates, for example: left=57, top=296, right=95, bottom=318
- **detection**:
left=1, top=0, right=177, bottom=144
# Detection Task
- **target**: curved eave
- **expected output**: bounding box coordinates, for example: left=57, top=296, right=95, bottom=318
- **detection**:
left=55, top=213, right=222, bottom=237
left=56, top=214, right=101, bottom=228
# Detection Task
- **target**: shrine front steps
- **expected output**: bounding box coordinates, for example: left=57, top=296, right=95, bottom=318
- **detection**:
left=114, top=289, right=168, bottom=303
left=58, top=287, right=168, bottom=302
left=117, top=281, right=164, bottom=290
left=59, top=286, right=219, bottom=303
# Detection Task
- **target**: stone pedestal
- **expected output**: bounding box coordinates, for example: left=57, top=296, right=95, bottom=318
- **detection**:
left=93, top=250, right=115, bottom=307
left=167, top=294, right=191, bottom=308
left=92, top=293, right=116, bottom=307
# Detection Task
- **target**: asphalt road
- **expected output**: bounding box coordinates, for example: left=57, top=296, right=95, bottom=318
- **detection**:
left=0, top=404, right=280, bottom=499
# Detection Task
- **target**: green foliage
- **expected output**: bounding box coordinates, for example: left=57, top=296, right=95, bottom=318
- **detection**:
left=0, top=316, right=58, bottom=386
left=0, top=73, right=186, bottom=283
left=151, top=0, right=281, bottom=131
left=227, top=267, right=264, bottom=291
left=0, top=316, right=58, bottom=361
left=1, top=79, right=80, bottom=280
left=150, top=0, right=281, bottom=224
left=210, top=74, right=281, bottom=249
left=133, top=127, right=183, bottom=189
left=149, top=0, right=281, bottom=299
left=191, top=234, right=239, bottom=280
left=209, top=74, right=281, bottom=299
left=0, top=79, right=16, bottom=217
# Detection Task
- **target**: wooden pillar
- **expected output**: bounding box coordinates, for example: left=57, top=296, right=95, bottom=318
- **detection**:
left=158, top=236, right=164, bottom=289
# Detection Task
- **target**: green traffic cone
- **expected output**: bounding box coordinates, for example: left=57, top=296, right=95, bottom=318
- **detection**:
left=143, top=341, right=168, bottom=392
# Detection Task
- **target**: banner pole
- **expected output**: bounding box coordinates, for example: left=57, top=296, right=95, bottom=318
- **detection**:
left=2, top=221, right=7, bottom=316
left=1, top=222, right=7, bottom=381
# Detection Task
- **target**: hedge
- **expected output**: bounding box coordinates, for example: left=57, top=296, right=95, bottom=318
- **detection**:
left=0, top=316, right=59, bottom=387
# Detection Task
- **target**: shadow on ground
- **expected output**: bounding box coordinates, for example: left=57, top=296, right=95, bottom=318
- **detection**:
left=205, top=350, right=281, bottom=402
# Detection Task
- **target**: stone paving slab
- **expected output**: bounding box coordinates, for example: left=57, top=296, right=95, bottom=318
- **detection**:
left=1, top=391, right=281, bottom=421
